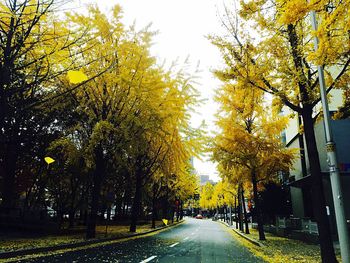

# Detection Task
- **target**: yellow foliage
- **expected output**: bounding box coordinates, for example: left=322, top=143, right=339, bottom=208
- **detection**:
left=59, top=4, right=202, bottom=205
left=276, top=0, right=310, bottom=25
left=199, top=182, right=215, bottom=209
left=214, top=0, right=350, bottom=119
left=332, top=111, right=343, bottom=120
left=212, top=84, right=295, bottom=195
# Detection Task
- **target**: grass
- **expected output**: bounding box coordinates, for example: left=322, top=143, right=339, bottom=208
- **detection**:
left=0, top=221, right=166, bottom=253
left=226, top=226, right=342, bottom=263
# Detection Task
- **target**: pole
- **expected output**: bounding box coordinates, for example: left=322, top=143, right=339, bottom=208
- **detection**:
left=310, top=10, right=350, bottom=263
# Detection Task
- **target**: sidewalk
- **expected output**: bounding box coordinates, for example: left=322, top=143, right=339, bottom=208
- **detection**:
left=218, top=220, right=342, bottom=263
left=0, top=220, right=184, bottom=261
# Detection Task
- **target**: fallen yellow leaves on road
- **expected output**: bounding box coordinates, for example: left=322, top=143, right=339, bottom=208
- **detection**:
left=0, top=221, right=183, bottom=263
left=0, top=221, right=164, bottom=253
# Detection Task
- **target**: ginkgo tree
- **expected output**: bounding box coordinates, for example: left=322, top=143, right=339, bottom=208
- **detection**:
left=0, top=0, right=90, bottom=212
left=0, top=0, right=201, bottom=240
left=199, top=182, right=214, bottom=211
left=211, top=0, right=350, bottom=259
left=217, top=163, right=250, bottom=233
left=45, top=137, right=87, bottom=228
left=199, top=177, right=242, bottom=227
left=48, top=4, right=202, bottom=237
left=123, top=69, right=200, bottom=233
left=212, top=84, right=294, bottom=240
left=150, top=165, right=198, bottom=225
left=211, top=180, right=235, bottom=222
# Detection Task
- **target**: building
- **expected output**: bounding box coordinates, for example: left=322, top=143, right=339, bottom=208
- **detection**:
left=199, top=174, right=215, bottom=186
left=283, top=87, right=350, bottom=237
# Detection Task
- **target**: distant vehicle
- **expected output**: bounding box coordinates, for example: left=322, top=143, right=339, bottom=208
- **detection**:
left=195, top=214, right=203, bottom=219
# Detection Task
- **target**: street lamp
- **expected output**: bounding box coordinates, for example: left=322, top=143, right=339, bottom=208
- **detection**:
left=310, top=11, right=350, bottom=263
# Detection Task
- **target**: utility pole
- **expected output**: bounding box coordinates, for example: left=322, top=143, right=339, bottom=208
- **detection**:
left=310, top=10, right=350, bottom=263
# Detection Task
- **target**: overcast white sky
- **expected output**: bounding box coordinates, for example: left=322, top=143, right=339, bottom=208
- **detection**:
left=75, top=0, right=229, bottom=181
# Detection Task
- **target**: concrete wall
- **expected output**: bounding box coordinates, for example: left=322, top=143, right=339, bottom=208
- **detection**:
left=285, top=112, right=299, bottom=145
left=290, top=187, right=305, bottom=218
left=313, top=119, right=350, bottom=172
left=317, top=119, right=350, bottom=223
left=288, top=138, right=304, bottom=180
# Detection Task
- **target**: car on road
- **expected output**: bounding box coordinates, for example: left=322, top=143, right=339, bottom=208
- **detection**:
left=195, top=214, right=203, bottom=219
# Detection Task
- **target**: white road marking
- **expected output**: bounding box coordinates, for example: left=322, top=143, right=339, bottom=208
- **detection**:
left=169, top=242, right=179, bottom=247
left=183, top=237, right=189, bottom=241
left=140, top=256, right=157, bottom=263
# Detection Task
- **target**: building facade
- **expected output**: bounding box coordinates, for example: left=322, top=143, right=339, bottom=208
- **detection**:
left=284, top=88, right=350, bottom=237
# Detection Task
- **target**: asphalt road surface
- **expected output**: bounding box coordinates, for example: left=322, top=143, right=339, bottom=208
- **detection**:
left=19, top=218, right=265, bottom=263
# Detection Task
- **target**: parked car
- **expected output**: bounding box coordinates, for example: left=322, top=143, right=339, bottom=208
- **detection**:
left=195, top=214, right=203, bottom=219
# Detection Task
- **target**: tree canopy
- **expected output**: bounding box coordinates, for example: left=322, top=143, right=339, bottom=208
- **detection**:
left=0, top=1, right=201, bottom=239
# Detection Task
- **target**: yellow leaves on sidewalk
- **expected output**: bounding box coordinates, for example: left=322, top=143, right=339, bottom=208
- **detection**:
left=67, top=70, right=88, bottom=84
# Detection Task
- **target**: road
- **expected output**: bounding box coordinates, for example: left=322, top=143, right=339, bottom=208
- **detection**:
left=20, top=218, right=264, bottom=263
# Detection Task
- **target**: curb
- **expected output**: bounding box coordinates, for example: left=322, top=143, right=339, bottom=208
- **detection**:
left=0, top=220, right=185, bottom=260
left=216, top=220, right=263, bottom=247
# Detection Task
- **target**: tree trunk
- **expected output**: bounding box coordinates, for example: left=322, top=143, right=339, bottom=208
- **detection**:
left=302, top=107, right=336, bottom=262
left=83, top=210, right=88, bottom=225
left=241, top=188, right=250, bottom=234
left=171, top=207, right=175, bottom=224
left=162, top=193, right=169, bottom=220
left=0, top=144, right=18, bottom=212
left=180, top=201, right=183, bottom=220
left=237, top=186, right=244, bottom=232
left=235, top=196, right=238, bottom=229
left=100, top=207, right=106, bottom=220
left=107, top=206, right=111, bottom=221
left=252, top=169, right=265, bottom=240
left=223, top=206, right=226, bottom=223
left=176, top=200, right=180, bottom=222
left=151, top=185, right=157, bottom=229
left=130, top=168, right=142, bottom=232
left=57, top=211, right=64, bottom=230
left=115, top=198, right=122, bottom=219
left=68, top=210, right=75, bottom=228
left=86, top=148, right=105, bottom=239
left=122, top=198, right=126, bottom=216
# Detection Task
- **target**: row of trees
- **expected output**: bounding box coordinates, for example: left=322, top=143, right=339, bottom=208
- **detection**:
left=210, top=86, right=294, bottom=240
left=0, top=1, right=200, bottom=238
left=209, top=0, right=350, bottom=262
left=200, top=179, right=291, bottom=235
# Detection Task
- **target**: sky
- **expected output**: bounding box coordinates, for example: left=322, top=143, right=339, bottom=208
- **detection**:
left=74, top=0, right=229, bottom=181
